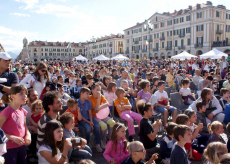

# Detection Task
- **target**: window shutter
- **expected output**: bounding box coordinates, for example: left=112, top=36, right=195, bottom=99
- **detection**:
left=173, top=30, right=175, bottom=35
left=174, top=19, right=175, bottom=24
left=196, top=37, right=198, bottom=44
left=197, top=25, right=198, bottom=31
left=200, top=12, right=202, bottom=18
left=197, top=13, right=199, bottom=18
left=201, top=25, right=203, bottom=31
left=183, top=28, right=185, bottom=34
left=201, top=37, right=203, bottom=44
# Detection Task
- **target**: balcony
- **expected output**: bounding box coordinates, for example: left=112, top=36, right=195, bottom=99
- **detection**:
left=178, top=46, right=185, bottom=50
left=119, top=43, right=123, bottom=46
left=125, top=51, right=129, bottom=54
left=152, top=48, right=159, bottom=51
left=212, top=40, right=230, bottom=47
left=160, top=37, right=165, bottom=40
left=142, top=49, right=147, bottom=52
left=109, top=44, right=112, bottom=47
left=109, top=52, right=112, bottom=54
left=179, top=33, right=185, bottom=37
left=194, top=44, right=203, bottom=48
left=148, top=38, right=153, bottom=42
left=135, top=50, right=139, bottom=53
left=165, top=47, right=172, bottom=50
left=119, top=52, right=124, bottom=54
left=216, top=30, right=223, bottom=34
left=135, top=41, right=139, bottom=44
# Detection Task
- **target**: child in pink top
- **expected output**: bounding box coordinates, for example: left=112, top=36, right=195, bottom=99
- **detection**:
left=103, top=123, right=129, bottom=164
left=104, top=82, right=117, bottom=113
left=0, top=85, right=31, bottom=164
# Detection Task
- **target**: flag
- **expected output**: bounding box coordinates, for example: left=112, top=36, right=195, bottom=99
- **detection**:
left=145, top=40, right=149, bottom=45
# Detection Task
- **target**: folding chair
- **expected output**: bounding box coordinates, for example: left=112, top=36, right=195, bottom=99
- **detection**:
left=165, top=87, right=171, bottom=100
left=170, top=92, right=189, bottom=112
left=60, top=105, right=68, bottom=115
left=189, top=81, right=197, bottom=93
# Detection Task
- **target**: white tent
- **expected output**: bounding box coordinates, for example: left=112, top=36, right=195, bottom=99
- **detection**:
left=72, top=55, right=88, bottom=61
left=93, top=54, right=110, bottom=60
left=171, top=51, right=197, bottom=60
left=199, top=48, right=228, bottom=59
left=111, top=54, right=129, bottom=60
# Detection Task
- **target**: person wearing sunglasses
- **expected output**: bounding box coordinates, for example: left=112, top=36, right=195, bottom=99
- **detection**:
left=20, top=62, right=50, bottom=98
left=121, top=141, right=158, bottom=164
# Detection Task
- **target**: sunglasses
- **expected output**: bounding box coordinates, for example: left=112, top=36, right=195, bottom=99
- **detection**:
left=88, top=78, right=93, bottom=80
left=135, top=149, right=145, bottom=153
left=41, top=70, right=47, bottom=72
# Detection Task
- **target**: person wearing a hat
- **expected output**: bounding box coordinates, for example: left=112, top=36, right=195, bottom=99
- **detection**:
left=0, top=52, right=19, bottom=110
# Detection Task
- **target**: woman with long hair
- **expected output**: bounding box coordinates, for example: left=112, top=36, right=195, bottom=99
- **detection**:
left=20, top=62, right=50, bottom=98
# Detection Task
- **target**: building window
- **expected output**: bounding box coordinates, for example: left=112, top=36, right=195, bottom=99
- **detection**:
left=53, top=53, right=56, bottom=56
left=226, top=25, right=230, bottom=32
left=186, top=27, right=191, bottom=33
left=197, top=25, right=204, bottom=31
left=139, top=28, right=142, bottom=32
left=127, top=39, right=129, bottom=43
left=167, top=20, right=172, bottom=26
left=181, top=39, right=184, bottom=46
left=161, top=22, right=164, bottom=27
left=53, top=48, right=56, bottom=51
left=156, top=16, right=158, bottom=21
left=197, top=12, right=202, bottom=19
left=162, top=42, right=164, bottom=48
left=180, top=17, right=184, bottom=23
left=216, top=11, right=220, bottom=17
left=154, top=24, right=158, bottom=29
left=41, top=48, right=43, bottom=51
left=175, top=40, right=178, bottom=47
left=226, top=13, right=228, bottom=19
left=175, top=51, right=178, bottom=55
left=217, top=36, right=219, bottom=42
left=174, top=18, right=179, bottom=24
left=196, top=37, right=203, bottom=44
left=41, top=53, right=43, bottom=56
left=45, top=48, right=48, bottom=51
left=127, top=31, right=130, bottom=35
left=45, top=53, right=47, bottom=56
left=49, top=53, right=52, bottom=56
left=34, top=53, right=36, bottom=56
left=187, top=38, right=191, bottom=45
left=173, top=29, right=179, bottom=35
left=186, top=15, right=191, bottom=21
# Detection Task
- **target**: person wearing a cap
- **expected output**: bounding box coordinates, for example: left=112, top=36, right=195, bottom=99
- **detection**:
left=0, top=52, right=19, bottom=98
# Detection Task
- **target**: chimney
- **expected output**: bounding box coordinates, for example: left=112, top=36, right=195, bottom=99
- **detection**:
left=189, top=5, right=192, bottom=10
left=196, top=4, right=201, bottom=10
left=206, top=1, right=212, bottom=6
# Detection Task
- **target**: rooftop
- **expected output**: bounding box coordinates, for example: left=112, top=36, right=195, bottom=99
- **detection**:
left=29, top=41, right=87, bottom=47
left=86, top=33, right=124, bottom=44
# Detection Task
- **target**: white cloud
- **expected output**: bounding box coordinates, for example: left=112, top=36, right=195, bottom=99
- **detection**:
left=33, top=3, right=89, bottom=19
left=14, top=0, right=38, bottom=9
left=10, top=13, right=30, bottom=17
left=0, top=26, right=38, bottom=56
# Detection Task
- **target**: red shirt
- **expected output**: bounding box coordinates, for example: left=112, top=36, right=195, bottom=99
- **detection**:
left=31, top=113, right=43, bottom=123
left=65, top=109, right=78, bottom=125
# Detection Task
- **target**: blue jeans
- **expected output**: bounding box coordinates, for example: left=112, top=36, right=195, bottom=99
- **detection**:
left=71, top=145, right=92, bottom=161
left=75, top=124, right=86, bottom=140
left=79, top=120, right=92, bottom=144
left=155, top=106, right=177, bottom=113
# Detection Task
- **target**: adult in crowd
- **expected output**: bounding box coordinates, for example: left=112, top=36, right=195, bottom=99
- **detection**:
left=223, top=72, right=230, bottom=90
left=20, top=62, right=50, bottom=98
left=22, top=89, right=38, bottom=125
left=197, top=75, right=214, bottom=96
left=220, top=56, right=229, bottom=70
left=192, top=69, right=203, bottom=86
left=189, top=88, right=225, bottom=123
left=166, top=68, right=174, bottom=88
left=110, top=69, right=120, bottom=81
left=116, top=70, right=132, bottom=88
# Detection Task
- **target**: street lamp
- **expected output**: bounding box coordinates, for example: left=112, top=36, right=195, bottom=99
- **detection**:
left=67, top=43, right=71, bottom=61
left=143, top=20, right=153, bottom=59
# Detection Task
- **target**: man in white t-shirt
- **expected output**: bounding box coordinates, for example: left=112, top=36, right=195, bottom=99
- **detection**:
left=220, top=56, right=229, bottom=70
left=154, top=81, right=177, bottom=126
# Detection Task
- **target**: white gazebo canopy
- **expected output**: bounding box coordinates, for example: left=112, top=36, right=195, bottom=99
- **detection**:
left=93, top=54, right=110, bottom=60
left=111, top=54, right=129, bottom=60
left=171, top=51, right=197, bottom=60
left=199, top=48, right=228, bottom=59
left=72, top=55, right=88, bottom=61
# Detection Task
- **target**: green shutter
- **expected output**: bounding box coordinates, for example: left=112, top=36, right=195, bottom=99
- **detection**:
left=197, top=13, right=199, bottom=18
left=201, top=25, right=203, bottom=31
left=197, top=25, right=198, bottom=31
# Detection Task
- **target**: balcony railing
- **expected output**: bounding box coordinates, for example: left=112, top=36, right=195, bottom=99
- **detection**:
left=194, top=44, right=203, bottom=48
left=152, top=48, right=159, bottom=51
left=148, top=38, right=153, bottom=42
left=165, top=47, right=172, bottom=50
left=142, top=49, right=147, bottom=52
left=134, top=50, right=139, bottom=53
left=178, top=45, right=185, bottom=50
left=216, top=30, right=223, bottom=34
left=212, top=40, right=229, bottom=47
left=125, top=51, right=129, bottom=54
left=160, top=37, right=165, bottom=40
left=179, top=33, right=185, bottom=37
left=135, top=41, right=139, bottom=44
left=119, top=52, right=124, bottom=54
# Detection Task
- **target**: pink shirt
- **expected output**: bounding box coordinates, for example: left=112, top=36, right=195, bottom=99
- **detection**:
left=0, top=106, right=27, bottom=149
left=104, top=91, right=117, bottom=106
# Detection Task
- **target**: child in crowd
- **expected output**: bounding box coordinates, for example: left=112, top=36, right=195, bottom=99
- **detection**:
left=204, top=142, right=228, bottom=164
left=184, top=109, right=209, bottom=154
left=103, top=123, right=129, bottom=164
left=179, top=79, right=195, bottom=105
left=57, top=83, right=71, bottom=106
left=114, top=87, right=142, bottom=142
left=138, top=100, right=162, bottom=161
left=129, top=68, right=135, bottom=89
left=0, top=85, right=31, bottom=164
left=65, top=98, right=85, bottom=139
left=120, top=80, right=135, bottom=109
left=195, top=101, right=209, bottom=135
left=37, top=120, right=72, bottom=163
left=176, top=114, right=202, bottom=161
left=136, top=80, right=151, bottom=113
left=73, top=78, right=83, bottom=99
left=170, top=125, right=192, bottom=164
left=154, top=81, right=177, bottom=126
left=104, top=82, right=117, bottom=113
left=28, top=100, right=44, bottom=156
left=151, top=77, right=159, bottom=94
left=60, top=112, right=92, bottom=161
left=78, top=159, right=96, bottom=164
left=121, top=141, right=158, bottom=164
left=89, top=85, right=115, bottom=149
left=219, top=88, right=230, bottom=110
left=219, top=153, right=230, bottom=164
left=160, top=122, right=177, bottom=164
left=207, top=121, right=225, bottom=145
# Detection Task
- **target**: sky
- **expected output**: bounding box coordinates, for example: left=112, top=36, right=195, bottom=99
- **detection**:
left=0, top=0, right=229, bottom=58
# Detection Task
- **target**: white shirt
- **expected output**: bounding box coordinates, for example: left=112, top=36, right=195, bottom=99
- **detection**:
left=192, top=64, right=198, bottom=70
left=170, top=63, right=177, bottom=68
left=38, top=145, right=62, bottom=164
left=179, top=88, right=191, bottom=96
left=149, top=94, right=157, bottom=105
left=222, top=61, right=226, bottom=68
left=154, top=90, right=168, bottom=101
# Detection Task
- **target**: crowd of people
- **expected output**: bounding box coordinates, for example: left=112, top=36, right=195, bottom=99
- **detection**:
left=1, top=51, right=230, bottom=164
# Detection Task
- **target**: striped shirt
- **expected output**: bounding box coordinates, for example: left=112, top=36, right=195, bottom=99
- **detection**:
left=37, top=113, right=55, bottom=149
